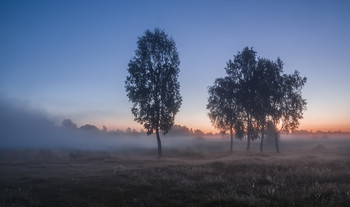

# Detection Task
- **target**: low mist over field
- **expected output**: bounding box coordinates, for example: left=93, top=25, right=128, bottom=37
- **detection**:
left=0, top=99, right=201, bottom=151
left=1, top=100, right=350, bottom=206
left=1, top=98, right=349, bottom=153
left=1, top=138, right=350, bottom=207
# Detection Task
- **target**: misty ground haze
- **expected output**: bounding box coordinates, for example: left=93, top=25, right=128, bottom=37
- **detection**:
left=1, top=97, right=348, bottom=151
left=1, top=98, right=350, bottom=206
left=1, top=140, right=350, bottom=206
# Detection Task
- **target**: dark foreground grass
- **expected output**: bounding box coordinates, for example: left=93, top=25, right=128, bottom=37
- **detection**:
left=0, top=147, right=350, bottom=207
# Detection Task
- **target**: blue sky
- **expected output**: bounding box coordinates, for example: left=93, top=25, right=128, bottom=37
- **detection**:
left=1, top=0, right=350, bottom=132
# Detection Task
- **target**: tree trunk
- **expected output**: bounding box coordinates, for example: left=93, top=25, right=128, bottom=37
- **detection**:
left=275, top=132, right=280, bottom=153
left=246, top=136, right=251, bottom=151
left=156, top=128, right=162, bottom=157
left=246, top=116, right=251, bottom=151
left=260, top=120, right=265, bottom=152
left=230, top=127, right=233, bottom=152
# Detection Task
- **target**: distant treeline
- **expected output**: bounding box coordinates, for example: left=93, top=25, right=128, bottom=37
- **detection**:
left=62, top=119, right=216, bottom=137
left=63, top=119, right=348, bottom=138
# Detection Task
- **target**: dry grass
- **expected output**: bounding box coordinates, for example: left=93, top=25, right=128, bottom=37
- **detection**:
left=1, top=140, right=350, bottom=206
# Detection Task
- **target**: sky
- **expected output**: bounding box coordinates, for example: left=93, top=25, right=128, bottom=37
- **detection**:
left=1, top=0, right=350, bottom=133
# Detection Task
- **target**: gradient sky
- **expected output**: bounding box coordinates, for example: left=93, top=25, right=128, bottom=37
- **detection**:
left=1, top=0, right=350, bottom=133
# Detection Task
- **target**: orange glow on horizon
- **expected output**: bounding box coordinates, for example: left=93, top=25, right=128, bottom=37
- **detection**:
left=83, top=116, right=350, bottom=134
left=95, top=122, right=350, bottom=134
left=298, top=123, right=350, bottom=133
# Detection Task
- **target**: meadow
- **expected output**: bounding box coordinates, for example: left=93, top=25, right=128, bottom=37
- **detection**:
left=1, top=137, right=350, bottom=207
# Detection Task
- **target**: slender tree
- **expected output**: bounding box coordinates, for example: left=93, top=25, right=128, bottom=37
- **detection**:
left=254, top=58, right=281, bottom=152
left=125, top=28, right=182, bottom=157
left=207, top=77, right=244, bottom=152
left=270, top=69, right=307, bottom=152
left=225, top=47, right=260, bottom=151
left=252, top=57, right=307, bottom=152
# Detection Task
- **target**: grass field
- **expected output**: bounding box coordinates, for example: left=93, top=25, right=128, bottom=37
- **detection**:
left=1, top=138, right=350, bottom=207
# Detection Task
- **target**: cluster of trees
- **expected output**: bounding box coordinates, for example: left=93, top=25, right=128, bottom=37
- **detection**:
left=62, top=119, right=101, bottom=132
left=125, top=28, right=307, bottom=157
left=207, top=47, right=307, bottom=153
left=62, top=118, right=214, bottom=138
left=168, top=124, right=219, bottom=137
left=62, top=119, right=147, bottom=136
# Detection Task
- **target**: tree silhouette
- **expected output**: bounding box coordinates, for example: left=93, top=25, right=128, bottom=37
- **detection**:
left=125, top=28, right=182, bottom=157
left=62, top=119, right=77, bottom=129
left=254, top=58, right=281, bottom=152
left=225, top=47, right=260, bottom=151
left=213, top=47, right=307, bottom=152
left=270, top=70, right=307, bottom=152
left=80, top=124, right=99, bottom=132
left=253, top=57, right=307, bottom=152
left=207, top=77, right=244, bottom=152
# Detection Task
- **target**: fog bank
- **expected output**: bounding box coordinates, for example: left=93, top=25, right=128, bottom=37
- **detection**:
left=0, top=98, right=199, bottom=150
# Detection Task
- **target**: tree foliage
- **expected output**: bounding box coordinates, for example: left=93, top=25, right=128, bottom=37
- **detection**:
left=270, top=70, right=307, bottom=152
left=225, top=47, right=260, bottom=150
left=207, top=77, right=244, bottom=151
left=125, top=28, right=182, bottom=157
left=62, top=119, right=77, bottom=129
